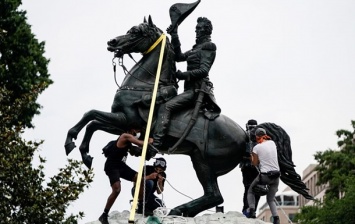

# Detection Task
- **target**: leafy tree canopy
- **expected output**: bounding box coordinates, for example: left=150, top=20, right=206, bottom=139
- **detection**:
left=1, top=0, right=53, bottom=129
left=0, top=1, right=94, bottom=223
left=295, top=121, right=355, bottom=224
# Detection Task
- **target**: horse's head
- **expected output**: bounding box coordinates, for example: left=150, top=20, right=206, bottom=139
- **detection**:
left=107, top=15, right=163, bottom=56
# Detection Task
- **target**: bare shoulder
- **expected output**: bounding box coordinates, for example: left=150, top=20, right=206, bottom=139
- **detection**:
left=117, top=133, right=133, bottom=146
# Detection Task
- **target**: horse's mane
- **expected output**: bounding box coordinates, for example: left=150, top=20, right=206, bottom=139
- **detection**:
left=257, top=122, right=314, bottom=200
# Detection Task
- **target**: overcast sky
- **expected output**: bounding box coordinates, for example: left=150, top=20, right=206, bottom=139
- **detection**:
left=21, top=0, right=355, bottom=223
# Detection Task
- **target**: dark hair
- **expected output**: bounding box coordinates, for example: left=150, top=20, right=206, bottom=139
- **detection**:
left=127, top=121, right=141, bottom=130
left=197, top=17, right=213, bottom=35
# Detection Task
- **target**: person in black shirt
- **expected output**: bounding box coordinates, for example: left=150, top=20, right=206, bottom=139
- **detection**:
left=241, top=119, right=260, bottom=218
left=98, top=128, right=153, bottom=224
left=131, top=157, right=167, bottom=215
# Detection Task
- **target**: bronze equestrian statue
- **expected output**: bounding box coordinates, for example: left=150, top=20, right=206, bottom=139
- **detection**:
left=64, top=11, right=312, bottom=217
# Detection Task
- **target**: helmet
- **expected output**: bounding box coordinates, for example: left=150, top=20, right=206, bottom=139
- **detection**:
left=153, top=157, right=167, bottom=171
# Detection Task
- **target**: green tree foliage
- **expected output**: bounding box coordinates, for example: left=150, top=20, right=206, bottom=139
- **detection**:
left=0, top=1, right=94, bottom=223
left=315, top=121, right=355, bottom=200
left=1, top=0, right=52, bottom=128
left=295, top=121, right=355, bottom=224
left=0, top=88, right=94, bottom=223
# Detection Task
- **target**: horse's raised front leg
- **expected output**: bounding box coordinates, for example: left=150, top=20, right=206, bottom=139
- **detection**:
left=64, top=109, right=127, bottom=156
left=79, top=120, right=126, bottom=168
left=169, top=148, right=224, bottom=217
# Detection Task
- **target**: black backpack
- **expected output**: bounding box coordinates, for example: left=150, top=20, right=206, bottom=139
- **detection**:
left=102, top=140, right=117, bottom=157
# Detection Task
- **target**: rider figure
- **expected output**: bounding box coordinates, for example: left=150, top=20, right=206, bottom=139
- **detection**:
left=153, top=17, right=218, bottom=149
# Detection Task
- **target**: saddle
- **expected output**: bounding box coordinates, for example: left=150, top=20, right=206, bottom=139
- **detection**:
left=168, top=108, right=208, bottom=144
left=138, top=106, right=208, bottom=150
left=135, top=82, right=221, bottom=151
left=136, top=82, right=221, bottom=122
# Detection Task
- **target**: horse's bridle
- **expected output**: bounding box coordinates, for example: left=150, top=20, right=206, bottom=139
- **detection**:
left=112, top=33, right=173, bottom=90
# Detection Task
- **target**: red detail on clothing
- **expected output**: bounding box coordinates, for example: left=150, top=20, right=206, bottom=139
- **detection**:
left=256, top=135, right=271, bottom=144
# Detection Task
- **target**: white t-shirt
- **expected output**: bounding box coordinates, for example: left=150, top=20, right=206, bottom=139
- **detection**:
left=253, top=140, right=280, bottom=173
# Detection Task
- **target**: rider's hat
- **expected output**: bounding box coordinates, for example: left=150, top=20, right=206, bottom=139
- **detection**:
left=168, top=0, right=201, bottom=31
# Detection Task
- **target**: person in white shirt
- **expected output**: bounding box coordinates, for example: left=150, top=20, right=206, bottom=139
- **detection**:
left=246, top=128, right=280, bottom=224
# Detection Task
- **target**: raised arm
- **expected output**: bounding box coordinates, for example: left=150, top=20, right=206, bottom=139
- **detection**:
left=117, top=133, right=153, bottom=148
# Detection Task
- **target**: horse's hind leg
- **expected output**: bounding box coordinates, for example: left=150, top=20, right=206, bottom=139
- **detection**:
left=169, top=149, right=224, bottom=217
left=64, top=109, right=126, bottom=155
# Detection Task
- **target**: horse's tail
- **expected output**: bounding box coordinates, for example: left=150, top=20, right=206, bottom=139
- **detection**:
left=257, top=122, right=314, bottom=200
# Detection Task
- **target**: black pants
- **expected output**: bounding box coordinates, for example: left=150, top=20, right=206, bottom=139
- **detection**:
left=242, top=166, right=260, bottom=212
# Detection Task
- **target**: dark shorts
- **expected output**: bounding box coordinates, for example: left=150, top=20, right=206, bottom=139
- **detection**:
left=105, top=163, right=137, bottom=186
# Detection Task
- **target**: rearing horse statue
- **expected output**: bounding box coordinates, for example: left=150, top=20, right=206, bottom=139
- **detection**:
left=64, top=16, right=312, bottom=217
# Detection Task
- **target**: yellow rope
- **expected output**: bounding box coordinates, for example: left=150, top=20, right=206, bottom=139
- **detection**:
left=129, top=33, right=166, bottom=223
left=143, top=33, right=165, bottom=54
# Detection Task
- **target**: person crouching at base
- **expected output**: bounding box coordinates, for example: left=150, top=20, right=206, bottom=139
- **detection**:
left=131, top=157, right=167, bottom=215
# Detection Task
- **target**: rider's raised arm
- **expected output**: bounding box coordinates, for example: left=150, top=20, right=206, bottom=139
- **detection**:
left=170, top=31, right=187, bottom=62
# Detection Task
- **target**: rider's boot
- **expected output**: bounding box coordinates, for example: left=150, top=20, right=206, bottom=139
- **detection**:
left=147, top=144, right=159, bottom=160
left=152, top=106, right=171, bottom=150
left=129, top=145, right=158, bottom=160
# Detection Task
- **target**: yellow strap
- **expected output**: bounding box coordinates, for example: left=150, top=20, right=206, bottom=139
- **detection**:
left=129, top=34, right=166, bottom=223
left=143, top=33, right=165, bottom=54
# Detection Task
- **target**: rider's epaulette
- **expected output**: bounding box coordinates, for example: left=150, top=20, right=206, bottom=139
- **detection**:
left=201, top=42, right=217, bottom=51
